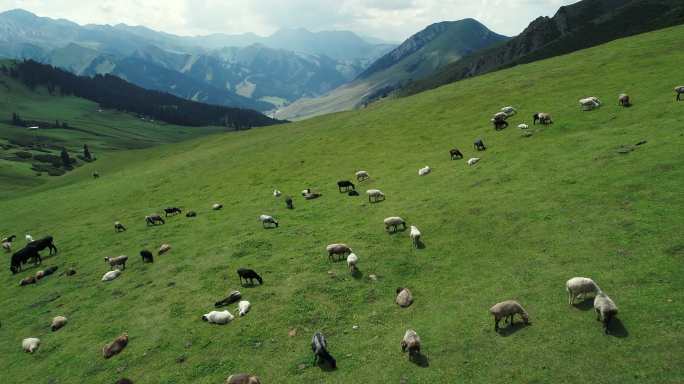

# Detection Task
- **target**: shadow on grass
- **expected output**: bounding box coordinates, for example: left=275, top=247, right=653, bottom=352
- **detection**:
left=497, top=321, right=530, bottom=337
left=572, top=299, right=595, bottom=311
left=606, top=318, right=629, bottom=338
left=351, top=268, right=364, bottom=280
left=410, top=352, right=430, bottom=367
left=415, top=240, right=426, bottom=249
left=315, top=359, right=337, bottom=372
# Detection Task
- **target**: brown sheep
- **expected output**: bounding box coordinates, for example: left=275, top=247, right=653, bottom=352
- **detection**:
left=103, top=333, right=128, bottom=359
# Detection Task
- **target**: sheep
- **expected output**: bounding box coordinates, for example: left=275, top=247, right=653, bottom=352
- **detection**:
left=418, top=166, right=431, bottom=176
left=186, top=210, right=197, bottom=217
left=273, top=189, right=282, bottom=197
left=92, top=172, right=100, bottom=179
left=356, top=170, right=370, bottom=182
left=22, top=337, right=40, bottom=353
left=258, top=214, right=278, bottom=228
left=675, top=86, right=684, bottom=101
left=311, top=332, right=336, bottom=369
left=164, top=207, right=182, bottom=217
left=102, top=269, right=122, bottom=282
left=566, top=277, right=600, bottom=304
left=400, top=329, right=421, bottom=360
left=489, top=300, right=530, bottom=332
left=51, top=316, right=67, bottom=331
left=337, top=180, right=355, bottom=192
left=409, top=226, right=421, bottom=248
left=533, top=113, right=553, bottom=125
left=384, top=216, right=406, bottom=233
left=501, top=106, right=517, bottom=116
left=145, top=214, right=165, bottom=226
left=114, top=221, right=126, bottom=232
left=618, top=93, right=631, bottom=107
left=366, top=189, right=385, bottom=203
left=467, top=158, right=480, bottom=166
left=35, top=267, right=57, bottom=280
left=212, top=203, right=223, bottom=210
left=104, top=255, right=128, bottom=270
left=35, top=270, right=45, bottom=280
left=237, top=300, right=251, bottom=317
left=594, top=291, right=618, bottom=334
left=202, top=310, right=234, bottom=324
left=579, top=97, right=601, bottom=111
left=103, top=333, right=128, bottom=359
left=518, top=123, right=529, bottom=129
left=285, top=196, right=294, bottom=209
left=158, top=244, right=171, bottom=256
left=226, top=373, right=262, bottom=384
left=25, top=234, right=33, bottom=243
left=215, top=291, right=242, bottom=307
left=20, top=275, right=36, bottom=286
left=450, top=148, right=463, bottom=160
left=302, top=189, right=322, bottom=200
left=473, top=139, right=486, bottom=151
left=2, top=234, right=15, bottom=252
left=395, top=287, right=413, bottom=307
left=347, top=252, right=359, bottom=273
left=491, top=112, right=509, bottom=130
left=237, top=268, right=263, bottom=286
left=326, top=243, right=352, bottom=262
left=140, top=250, right=154, bottom=263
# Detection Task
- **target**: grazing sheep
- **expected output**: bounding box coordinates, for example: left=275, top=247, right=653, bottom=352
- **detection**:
left=140, top=250, right=154, bottom=263
left=337, top=180, right=355, bottom=193
left=226, top=373, right=261, bottom=384
left=258, top=214, right=279, bottom=228
left=501, top=106, right=517, bottom=116
left=518, top=123, right=529, bottom=129
left=618, top=93, right=631, bottom=107
left=489, top=300, right=530, bottom=332
left=202, top=310, right=234, bottom=324
left=395, top=287, right=414, bottom=308
left=273, top=189, right=282, bottom=197
left=145, top=214, right=165, bottom=226
left=22, top=338, right=40, bottom=353
left=212, top=203, right=223, bottom=210
left=102, top=269, right=122, bottom=282
left=104, top=255, right=128, bottom=270
left=418, top=166, right=431, bottom=176
left=186, top=210, right=197, bottom=217
left=467, top=157, right=481, bottom=167
left=579, top=97, right=601, bottom=111
left=675, top=86, right=684, bottom=101
left=450, top=148, right=463, bottom=160
left=25, top=234, right=33, bottom=243
left=594, top=291, right=618, bottom=334
left=356, top=170, right=370, bottom=182
left=366, top=189, right=385, bottom=203
left=158, top=244, right=171, bottom=256
left=114, top=222, right=126, bottom=232
left=347, top=252, right=358, bottom=273
left=533, top=113, right=553, bottom=125
left=237, top=268, right=263, bottom=286
left=473, top=139, right=486, bottom=151
left=285, top=196, right=294, bottom=209
left=2, top=234, right=15, bottom=252
left=326, top=243, right=352, bottom=262
left=566, top=277, right=600, bottom=304
left=20, top=275, right=36, bottom=286
left=384, top=217, right=406, bottom=233
left=409, top=226, right=421, bottom=248
left=237, top=300, right=251, bottom=317
left=51, top=316, right=67, bottom=331
left=311, top=332, right=336, bottom=369
left=491, top=112, right=509, bottom=130
left=164, top=207, right=182, bottom=217
left=400, top=329, right=421, bottom=359
left=102, top=333, right=128, bottom=359
left=214, top=291, right=242, bottom=307
left=302, top=189, right=322, bottom=200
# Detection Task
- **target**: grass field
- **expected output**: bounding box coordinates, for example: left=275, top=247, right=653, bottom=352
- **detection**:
left=1, top=25, right=684, bottom=384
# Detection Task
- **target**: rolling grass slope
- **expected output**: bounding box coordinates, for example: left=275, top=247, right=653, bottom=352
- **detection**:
left=1, top=25, right=684, bottom=384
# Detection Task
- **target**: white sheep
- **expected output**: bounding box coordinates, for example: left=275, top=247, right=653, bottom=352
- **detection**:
left=400, top=329, right=421, bottom=359
left=409, top=225, right=421, bottom=248
left=2, top=241, right=10, bottom=253
left=356, top=170, right=369, bottom=181
left=202, top=310, right=234, bottom=324
left=594, top=291, right=618, bottom=333
left=101, top=269, right=122, bottom=282
left=258, top=214, right=278, bottom=228
left=25, top=234, right=33, bottom=243
left=384, top=216, right=406, bottom=232
left=395, top=287, right=413, bottom=307
left=158, top=243, right=171, bottom=255
left=489, top=300, right=529, bottom=331
left=501, top=106, right=517, bottom=116
left=566, top=277, right=600, bottom=304
left=676, top=86, right=684, bottom=101
left=237, top=300, right=251, bottom=317
left=579, top=96, right=601, bottom=111
left=212, top=203, right=223, bottom=210
left=104, top=255, right=128, bottom=270
left=366, top=189, right=385, bottom=203
left=22, top=337, right=40, bottom=353
left=347, top=252, right=358, bottom=273
left=518, top=123, right=529, bottom=129
left=273, top=189, right=282, bottom=197
left=467, top=158, right=480, bottom=166
left=51, top=316, right=67, bottom=331
left=418, top=166, right=431, bottom=176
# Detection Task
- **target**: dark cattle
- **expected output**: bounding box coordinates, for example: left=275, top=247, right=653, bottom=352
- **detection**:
left=450, top=149, right=463, bottom=160
left=311, top=332, right=336, bottom=369
left=10, top=237, right=55, bottom=274
left=473, top=139, right=486, bottom=151
left=29, top=236, right=58, bottom=256
left=337, top=180, right=355, bottom=193
left=140, top=250, right=154, bottom=263
left=285, top=196, right=294, bottom=209
left=164, top=207, right=182, bottom=217
left=214, top=290, right=242, bottom=307
left=237, top=268, right=263, bottom=286
left=145, top=215, right=165, bottom=226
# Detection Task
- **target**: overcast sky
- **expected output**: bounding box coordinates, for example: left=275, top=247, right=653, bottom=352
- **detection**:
left=0, top=0, right=578, bottom=42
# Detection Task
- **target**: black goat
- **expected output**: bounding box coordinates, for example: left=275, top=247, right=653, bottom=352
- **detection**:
left=164, top=207, right=182, bottom=217
left=311, top=332, right=336, bottom=369
left=237, top=268, right=263, bottom=286
left=140, top=250, right=154, bottom=263
left=214, top=290, right=242, bottom=307
left=337, top=180, right=355, bottom=193
left=145, top=214, right=165, bottom=226
left=473, top=139, right=486, bottom=151
left=11, top=245, right=41, bottom=274
left=450, top=148, right=463, bottom=160
left=29, top=236, right=58, bottom=256
left=285, top=196, right=294, bottom=209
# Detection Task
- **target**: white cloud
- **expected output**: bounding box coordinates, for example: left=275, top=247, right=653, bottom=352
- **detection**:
left=0, top=0, right=578, bottom=41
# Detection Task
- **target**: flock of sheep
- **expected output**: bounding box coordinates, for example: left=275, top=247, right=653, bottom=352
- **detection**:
left=5, top=85, right=684, bottom=383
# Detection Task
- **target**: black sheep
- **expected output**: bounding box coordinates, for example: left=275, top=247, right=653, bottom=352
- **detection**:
left=237, top=268, right=263, bottom=286
left=145, top=215, right=165, bottom=226
left=285, top=196, right=294, bottom=209
left=337, top=180, right=355, bottom=193
left=164, top=207, right=182, bottom=217
left=473, top=139, right=486, bottom=151
left=140, top=250, right=154, bottom=263
left=449, top=149, right=463, bottom=160
left=311, top=332, right=336, bottom=369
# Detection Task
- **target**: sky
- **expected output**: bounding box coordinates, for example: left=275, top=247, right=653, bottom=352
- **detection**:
left=0, top=0, right=578, bottom=42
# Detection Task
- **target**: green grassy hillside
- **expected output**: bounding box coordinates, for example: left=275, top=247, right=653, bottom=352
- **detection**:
left=2, top=25, right=684, bottom=384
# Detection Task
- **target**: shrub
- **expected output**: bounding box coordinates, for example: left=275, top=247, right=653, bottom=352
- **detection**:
left=14, top=151, right=32, bottom=159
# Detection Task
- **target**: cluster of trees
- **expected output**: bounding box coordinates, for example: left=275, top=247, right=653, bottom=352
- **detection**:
left=11, top=112, right=70, bottom=129
left=2, top=61, right=283, bottom=128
